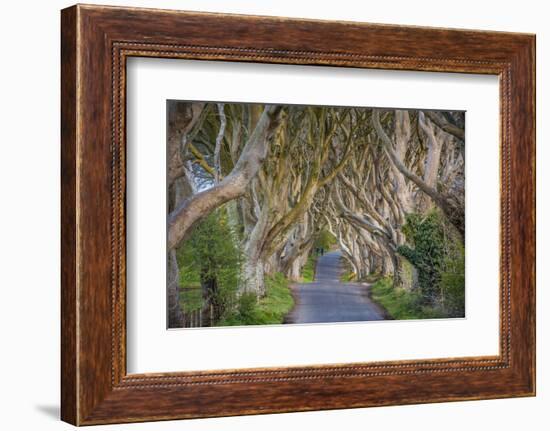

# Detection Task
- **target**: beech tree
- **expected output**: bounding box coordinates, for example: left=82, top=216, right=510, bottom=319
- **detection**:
left=372, top=109, right=465, bottom=237
left=166, top=102, right=283, bottom=325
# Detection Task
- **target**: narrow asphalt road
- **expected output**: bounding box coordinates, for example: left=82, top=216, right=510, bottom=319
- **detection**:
left=286, top=250, right=386, bottom=324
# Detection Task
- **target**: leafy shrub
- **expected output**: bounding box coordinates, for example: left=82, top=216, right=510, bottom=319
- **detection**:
left=234, top=292, right=258, bottom=325
left=396, top=210, right=465, bottom=316
left=397, top=257, right=416, bottom=291
left=221, top=273, right=294, bottom=326
left=398, top=211, right=446, bottom=304
left=440, top=242, right=465, bottom=317
left=177, top=206, right=243, bottom=318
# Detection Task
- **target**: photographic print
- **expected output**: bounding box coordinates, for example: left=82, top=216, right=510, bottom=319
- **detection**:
left=167, top=101, right=465, bottom=329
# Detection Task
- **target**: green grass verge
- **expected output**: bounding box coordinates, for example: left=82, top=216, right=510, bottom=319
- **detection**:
left=300, top=255, right=317, bottom=283
left=340, top=270, right=356, bottom=282
left=220, top=273, right=295, bottom=326
left=370, top=277, right=446, bottom=320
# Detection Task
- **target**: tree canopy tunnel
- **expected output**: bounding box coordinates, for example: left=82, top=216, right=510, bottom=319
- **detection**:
left=167, top=102, right=466, bottom=326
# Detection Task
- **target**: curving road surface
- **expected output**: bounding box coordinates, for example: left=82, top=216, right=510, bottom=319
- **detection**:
left=285, top=250, right=386, bottom=324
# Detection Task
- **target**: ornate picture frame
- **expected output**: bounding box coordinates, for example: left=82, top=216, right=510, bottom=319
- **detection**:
left=61, top=4, right=535, bottom=425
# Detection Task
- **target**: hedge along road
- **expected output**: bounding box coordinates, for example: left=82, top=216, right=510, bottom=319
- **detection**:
left=285, top=250, right=387, bottom=324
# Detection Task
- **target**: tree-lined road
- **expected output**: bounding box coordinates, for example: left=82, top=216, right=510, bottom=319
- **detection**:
left=286, top=251, right=386, bottom=324
left=167, top=102, right=465, bottom=328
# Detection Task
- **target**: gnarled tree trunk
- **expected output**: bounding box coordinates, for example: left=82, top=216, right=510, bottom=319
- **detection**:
left=167, top=105, right=283, bottom=250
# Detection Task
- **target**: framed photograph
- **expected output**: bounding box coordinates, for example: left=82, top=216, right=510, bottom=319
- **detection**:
left=61, top=4, right=535, bottom=425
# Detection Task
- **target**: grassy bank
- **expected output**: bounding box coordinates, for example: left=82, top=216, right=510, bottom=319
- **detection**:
left=340, top=270, right=356, bottom=282
left=221, top=273, right=294, bottom=326
left=370, top=277, right=446, bottom=320
left=300, top=256, right=317, bottom=283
